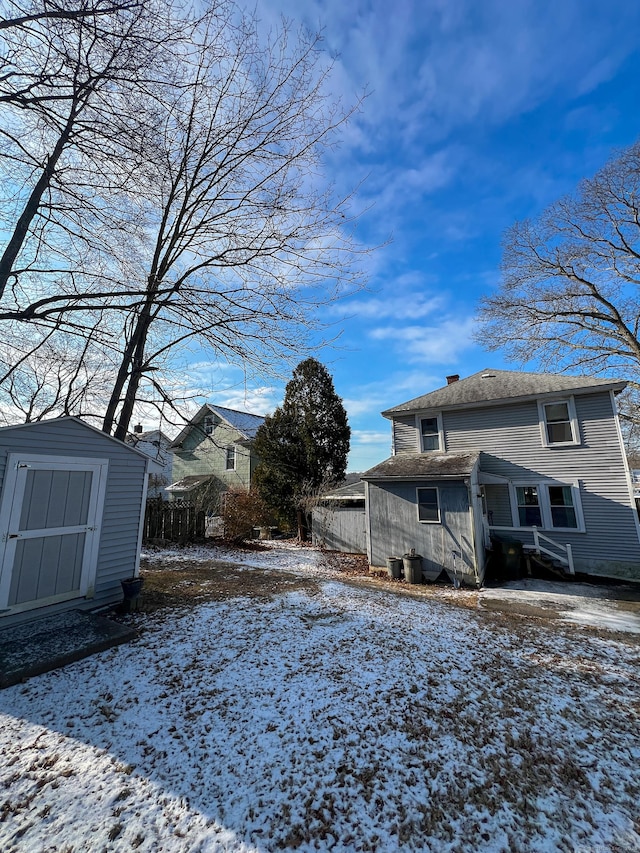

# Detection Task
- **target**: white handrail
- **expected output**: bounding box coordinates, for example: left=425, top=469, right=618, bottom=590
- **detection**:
left=531, top=527, right=575, bottom=574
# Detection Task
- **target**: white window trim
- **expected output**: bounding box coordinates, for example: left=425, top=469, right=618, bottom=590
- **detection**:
left=416, top=486, right=441, bottom=524
left=225, top=445, right=236, bottom=470
left=508, top=480, right=585, bottom=533
left=415, top=412, right=445, bottom=453
left=538, top=396, right=580, bottom=448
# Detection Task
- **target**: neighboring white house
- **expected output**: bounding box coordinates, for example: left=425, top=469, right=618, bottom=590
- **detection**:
left=126, top=428, right=173, bottom=499
left=360, top=368, right=640, bottom=585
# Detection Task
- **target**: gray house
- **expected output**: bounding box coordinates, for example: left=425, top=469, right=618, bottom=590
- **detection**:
left=0, top=417, right=152, bottom=626
left=167, top=404, right=265, bottom=506
left=362, top=369, right=640, bottom=585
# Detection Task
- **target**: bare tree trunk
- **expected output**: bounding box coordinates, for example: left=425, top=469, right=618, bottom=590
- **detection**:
left=0, top=107, right=79, bottom=300
left=102, top=301, right=153, bottom=436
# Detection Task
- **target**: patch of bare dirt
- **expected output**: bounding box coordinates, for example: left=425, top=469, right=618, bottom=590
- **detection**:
left=317, top=550, right=370, bottom=576
left=138, top=559, right=317, bottom=613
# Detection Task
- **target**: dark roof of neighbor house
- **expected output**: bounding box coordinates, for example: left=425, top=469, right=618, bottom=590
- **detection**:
left=382, top=368, right=626, bottom=418
left=170, top=404, right=265, bottom=448
left=362, top=452, right=480, bottom=480
left=321, top=481, right=366, bottom=499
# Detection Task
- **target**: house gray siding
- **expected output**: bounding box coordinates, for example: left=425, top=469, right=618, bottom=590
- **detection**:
left=484, top=484, right=512, bottom=527
left=0, top=419, right=147, bottom=626
left=393, top=390, right=640, bottom=579
left=393, top=416, right=418, bottom=453
left=367, top=480, right=477, bottom=584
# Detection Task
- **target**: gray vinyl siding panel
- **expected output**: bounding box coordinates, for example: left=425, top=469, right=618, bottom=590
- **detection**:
left=393, top=416, right=418, bottom=453
left=441, top=392, right=640, bottom=573
left=0, top=419, right=147, bottom=624
left=484, top=484, right=512, bottom=527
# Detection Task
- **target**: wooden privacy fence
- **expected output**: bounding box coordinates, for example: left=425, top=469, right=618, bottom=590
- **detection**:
left=143, top=499, right=205, bottom=541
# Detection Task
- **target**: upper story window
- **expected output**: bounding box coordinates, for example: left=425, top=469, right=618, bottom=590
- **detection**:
left=225, top=446, right=236, bottom=470
left=203, top=415, right=215, bottom=435
left=539, top=397, right=580, bottom=447
left=417, top=487, right=440, bottom=522
left=420, top=415, right=442, bottom=452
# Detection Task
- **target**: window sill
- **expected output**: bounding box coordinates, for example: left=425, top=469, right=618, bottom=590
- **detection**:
left=541, top=441, right=581, bottom=449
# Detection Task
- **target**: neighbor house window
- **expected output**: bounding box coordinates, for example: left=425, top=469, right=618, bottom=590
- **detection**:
left=225, top=446, right=236, bottom=470
left=417, top=487, right=440, bottom=522
left=539, top=398, right=579, bottom=446
left=420, top=417, right=441, bottom=451
left=516, top=486, right=542, bottom=527
left=548, top=485, right=578, bottom=529
left=203, top=415, right=215, bottom=435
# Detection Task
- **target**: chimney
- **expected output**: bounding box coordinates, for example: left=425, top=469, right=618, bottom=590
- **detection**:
left=446, top=374, right=459, bottom=385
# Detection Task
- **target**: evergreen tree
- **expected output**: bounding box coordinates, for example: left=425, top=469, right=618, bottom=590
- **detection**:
left=253, top=358, right=350, bottom=538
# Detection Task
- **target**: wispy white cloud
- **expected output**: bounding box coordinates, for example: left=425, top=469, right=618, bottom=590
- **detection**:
left=352, top=429, right=390, bottom=446
left=370, top=316, right=478, bottom=364
left=338, top=292, right=445, bottom=322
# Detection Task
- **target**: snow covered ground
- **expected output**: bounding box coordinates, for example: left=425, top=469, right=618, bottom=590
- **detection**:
left=480, top=578, right=640, bottom=635
left=1, top=543, right=639, bottom=851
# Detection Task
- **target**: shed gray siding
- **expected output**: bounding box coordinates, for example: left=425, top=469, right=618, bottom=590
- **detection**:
left=393, top=390, right=640, bottom=578
left=0, top=419, right=147, bottom=625
left=367, top=480, right=477, bottom=584
left=312, top=506, right=367, bottom=554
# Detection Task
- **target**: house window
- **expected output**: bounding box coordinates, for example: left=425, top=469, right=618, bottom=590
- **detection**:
left=225, top=446, right=236, bottom=470
left=516, top=486, right=542, bottom=527
left=203, top=415, right=214, bottom=435
left=548, top=485, right=578, bottom=529
left=540, top=398, right=579, bottom=446
left=417, top=487, right=440, bottom=522
left=420, top=417, right=440, bottom=451
left=511, top=481, right=584, bottom=531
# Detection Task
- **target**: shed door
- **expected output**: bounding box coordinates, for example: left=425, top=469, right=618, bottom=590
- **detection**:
left=0, top=455, right=108, bottom=614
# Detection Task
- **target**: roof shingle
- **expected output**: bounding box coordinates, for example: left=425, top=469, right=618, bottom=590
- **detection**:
left=382, top=368, right=625, bottom=417
left=362, top=452, right=479, bottom=480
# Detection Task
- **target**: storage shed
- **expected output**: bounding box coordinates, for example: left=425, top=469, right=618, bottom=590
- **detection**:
left=0, top=417, right=152, bottom=627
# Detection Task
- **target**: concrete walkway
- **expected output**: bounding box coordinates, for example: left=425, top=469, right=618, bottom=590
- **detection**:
left=0, top=610, right=137, bottom=688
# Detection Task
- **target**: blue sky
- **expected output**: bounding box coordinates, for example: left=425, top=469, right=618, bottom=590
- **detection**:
left=199, top=0, right=640, bottom=471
